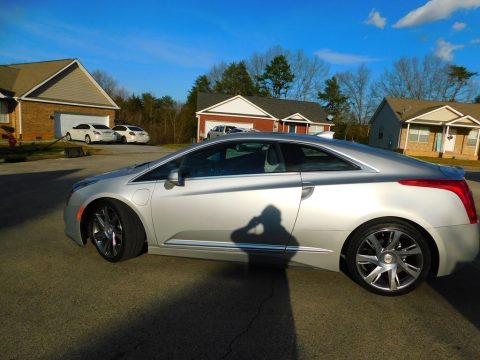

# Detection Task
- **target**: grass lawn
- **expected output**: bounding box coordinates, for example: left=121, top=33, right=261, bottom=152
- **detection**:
left=413, top=156, right=480, bottom=168
left=0, top=141, right=99, bottom=162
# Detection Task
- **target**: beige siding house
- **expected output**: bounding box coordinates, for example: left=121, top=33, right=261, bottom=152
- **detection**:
left=369, top=97, right=480, bottom=160
left=0, top=59, right=119, bottom=141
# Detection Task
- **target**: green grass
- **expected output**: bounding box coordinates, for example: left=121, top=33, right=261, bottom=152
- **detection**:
left=413, top=156, right=480, bottom=168
left=0, top=142, right=91, bottom=161
left=162, top=143, right=191, bottom=150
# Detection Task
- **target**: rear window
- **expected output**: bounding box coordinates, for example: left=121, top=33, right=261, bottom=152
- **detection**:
left=128, top=126, right=144, bottom=131
left=93, top=124, right=110, bottom=129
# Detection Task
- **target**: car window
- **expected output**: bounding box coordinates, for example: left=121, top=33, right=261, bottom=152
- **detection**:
left=279, top=143, right=359, bottom=172
left=133, top=157, right=183, bottom=182
left=128, top=126, right=143, bottom=131
left=93, top=124, right=110, bottom=129
left=181, top=141, right=285, bottom=178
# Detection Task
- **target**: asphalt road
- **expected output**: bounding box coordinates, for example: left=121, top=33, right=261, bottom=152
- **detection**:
left=0, top=151, right=479, bottom=359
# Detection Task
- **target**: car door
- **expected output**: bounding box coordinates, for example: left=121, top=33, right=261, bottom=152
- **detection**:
left=279, top=142, right=375, bottom=270
left=149, top=140, right=303, bottom=253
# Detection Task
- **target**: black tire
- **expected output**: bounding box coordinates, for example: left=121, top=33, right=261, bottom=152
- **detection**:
left=88, top=199, right=146, bottom=262
left=346, top=219, right=431, bottom=296
left=66, top=133, right=72, bottom=141
left=85, top=135, right=91, bottom=144
left=122, top=136, right=127, bottom=144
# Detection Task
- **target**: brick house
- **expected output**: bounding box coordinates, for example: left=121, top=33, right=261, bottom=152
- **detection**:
left=196, top=93, right=333, bottom=141
left=369, top=97, right=480, bottom=160
left=0, top=59, right=119, bottom=141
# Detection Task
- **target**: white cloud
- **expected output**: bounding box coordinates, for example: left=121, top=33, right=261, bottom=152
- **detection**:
left=394, top=0, right=480, bottom=28
left=365, top=9, right=386, bottom=29
left=435, top=38, right=464, bottom=61
left=452, top=21, right=467, bottom=30
left=314, top=49, right=380, bottom=65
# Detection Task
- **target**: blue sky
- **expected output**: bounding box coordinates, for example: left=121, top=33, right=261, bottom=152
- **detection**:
left=1, top=0, right=480, bottom=101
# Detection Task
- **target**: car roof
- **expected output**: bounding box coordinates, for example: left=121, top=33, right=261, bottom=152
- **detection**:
left=149, top=132, right=447, bottom=178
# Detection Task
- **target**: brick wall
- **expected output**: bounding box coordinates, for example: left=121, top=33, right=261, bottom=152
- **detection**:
left=20, top=101, right=116, bottom=140
left=198, top=114, right=274, bottom=140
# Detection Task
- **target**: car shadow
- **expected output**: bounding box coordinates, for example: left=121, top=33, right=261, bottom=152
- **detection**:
left=0, top=169, right=83, bottom=232
left=428, top=257, right=480, bottom=330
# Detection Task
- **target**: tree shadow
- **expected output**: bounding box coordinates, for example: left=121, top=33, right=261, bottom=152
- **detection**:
left=0, top=169, right=83, bottom=232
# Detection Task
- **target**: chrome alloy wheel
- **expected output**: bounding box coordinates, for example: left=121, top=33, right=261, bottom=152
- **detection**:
left=355, top=229, right=424, bottom=292
left=91, top=205, right=123, bottom=259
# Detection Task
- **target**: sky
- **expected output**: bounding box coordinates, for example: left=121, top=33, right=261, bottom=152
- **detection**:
left=1, top=0, right=480, bottom=101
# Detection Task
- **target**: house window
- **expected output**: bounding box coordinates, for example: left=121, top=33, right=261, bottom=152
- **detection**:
left=467, top=129, right=478, bottom=146
left=0, top=101, right=9, bottom=123
left=378, top=126, right=384, bottom=140
left=408, top=126, right=429, bottom=143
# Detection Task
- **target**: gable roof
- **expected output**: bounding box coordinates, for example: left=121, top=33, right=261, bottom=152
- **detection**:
left=197, top=92, right=329, bottom=122
left=0, top=59, right=119, bottom=109
left=384, top=97, right=480, bottom=122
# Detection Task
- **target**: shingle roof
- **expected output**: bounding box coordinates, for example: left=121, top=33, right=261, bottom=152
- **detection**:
left=0, top=59, right=74, bottom=97
left=197, top=92, right=329, bottom=122
left=384, top=97, right=480, bottom=121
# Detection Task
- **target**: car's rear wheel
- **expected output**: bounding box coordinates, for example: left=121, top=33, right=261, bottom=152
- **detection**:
left=88, top=199, right=145, bottom=262
left=85, top=135, right=91, bottom=144
left=121, top=136, right=127, bottom=144
left=65, top=133, right=72, bottom=141
left=346, top=219, right=430, bottom=296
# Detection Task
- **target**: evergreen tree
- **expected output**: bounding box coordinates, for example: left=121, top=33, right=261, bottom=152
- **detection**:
left=317, top=76, right=350, bottom=122
left=257, top=55, right=295, bottom=98
left=447, top=65, right=477, bottom=101
left=214, top=61, right=257, bottom=96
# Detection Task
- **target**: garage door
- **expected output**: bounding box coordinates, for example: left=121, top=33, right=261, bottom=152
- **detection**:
left=54, top=113, right=109, bottom=138
left=204, top=121, right=253, bottom=137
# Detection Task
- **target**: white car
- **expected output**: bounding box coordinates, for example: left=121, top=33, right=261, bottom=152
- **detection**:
left=65, top=124, right=116, bottom=144
left=112, top=125, right=150, bottom=144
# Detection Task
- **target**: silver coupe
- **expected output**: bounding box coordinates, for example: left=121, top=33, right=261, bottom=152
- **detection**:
left=64, top=133, right=479, bottom=295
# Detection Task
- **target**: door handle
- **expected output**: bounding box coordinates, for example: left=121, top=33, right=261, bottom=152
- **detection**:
left=301, top=182, right=315, bottom=200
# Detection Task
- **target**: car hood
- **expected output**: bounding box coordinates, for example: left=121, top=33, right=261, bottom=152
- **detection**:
left=84, top=161, right=151, bottom=182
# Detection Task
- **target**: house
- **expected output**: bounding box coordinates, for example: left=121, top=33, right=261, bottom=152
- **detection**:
left=196, top=93, right=333, bottom=141
left=0, top=59, right=119, bottom=141
left=369, top=97, right=480, bottom=160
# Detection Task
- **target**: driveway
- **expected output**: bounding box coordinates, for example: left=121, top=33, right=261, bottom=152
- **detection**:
left=0, top=153, right=479, bottom=359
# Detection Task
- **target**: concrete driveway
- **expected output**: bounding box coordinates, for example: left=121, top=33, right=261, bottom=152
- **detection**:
left=0, top=153, right=479, bottom=359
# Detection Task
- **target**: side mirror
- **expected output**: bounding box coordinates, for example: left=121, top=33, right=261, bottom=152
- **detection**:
left=167, top=169, right=184, bottom=187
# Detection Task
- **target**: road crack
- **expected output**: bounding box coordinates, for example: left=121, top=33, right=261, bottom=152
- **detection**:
left=219, top=274, right=275, bottom=360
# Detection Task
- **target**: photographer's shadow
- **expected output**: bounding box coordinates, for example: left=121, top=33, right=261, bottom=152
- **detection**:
left=229, top=205, right=298, bottom=358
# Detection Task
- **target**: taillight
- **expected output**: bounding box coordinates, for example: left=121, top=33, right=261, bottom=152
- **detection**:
left=399, top=179, right=478, bottom=224
left=129, top=132, right=136, bottom=136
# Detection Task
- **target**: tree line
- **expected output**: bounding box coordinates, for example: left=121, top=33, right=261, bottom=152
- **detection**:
left=93, top=46, right=479, bottom=145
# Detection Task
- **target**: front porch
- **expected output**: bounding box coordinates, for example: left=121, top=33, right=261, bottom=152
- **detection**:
left=400, top=117, right=480, bottom=160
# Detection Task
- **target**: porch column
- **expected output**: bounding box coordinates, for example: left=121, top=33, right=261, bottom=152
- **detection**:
left=403, top=123, right=410, bottom=152
left=440, top=125, right=446, bottom=153
left=443, top=126, right=450, bottom=153
left=475, top=128, right=480, bottom=156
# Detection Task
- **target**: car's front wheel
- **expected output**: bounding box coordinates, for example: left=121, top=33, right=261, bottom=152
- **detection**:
left=346, top=219, right=431, bottom=296
left=85, top=135, right=91, bottom=144
left=121, top=136, right=127, bottom=144
left=65, top=133, right=72, bottom=141
left=88, top=199, right=145, bottom=262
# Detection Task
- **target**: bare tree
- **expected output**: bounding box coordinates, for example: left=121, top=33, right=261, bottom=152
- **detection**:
left=373, top=55, right=478, bottom=102
left=91, top=70, right=119, bottom=98
left=336, top=64, right=375, bottom=124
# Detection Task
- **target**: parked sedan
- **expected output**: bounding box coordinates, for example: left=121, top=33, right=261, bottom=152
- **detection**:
left=64, top=133, right=479, bottom=295
left=65, top=123, right=116, bottom=144
left=112, top=125, right=150, bottom=144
